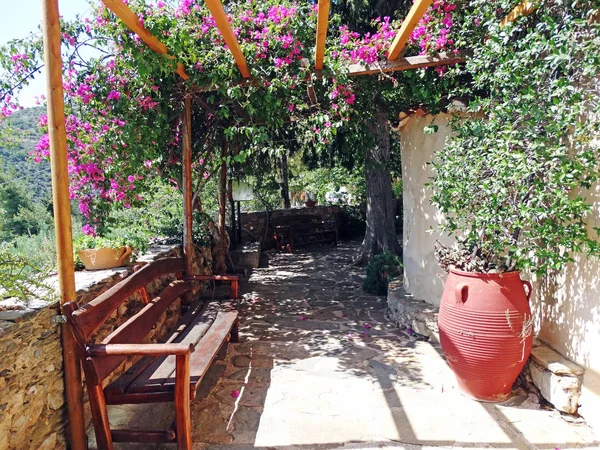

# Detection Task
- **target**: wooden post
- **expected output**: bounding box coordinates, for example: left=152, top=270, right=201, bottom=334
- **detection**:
left=228, top=177, right=236, bottom=249
left=182, top=96, right=194, bottom=275
left=219, top=141, right=227, bottom=239
left=236, top=201, right=242, bottom=245
left=41, top=1, right=87, bottom=449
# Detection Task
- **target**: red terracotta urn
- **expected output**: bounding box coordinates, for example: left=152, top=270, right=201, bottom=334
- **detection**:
left=438, top=269, right=534, bottom=402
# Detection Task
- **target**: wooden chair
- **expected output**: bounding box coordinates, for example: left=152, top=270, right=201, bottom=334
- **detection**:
left=63, top=257, right=239, bottom=450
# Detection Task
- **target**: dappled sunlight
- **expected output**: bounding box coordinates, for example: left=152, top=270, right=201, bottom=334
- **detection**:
left=188, top=243, right=600, bottom=449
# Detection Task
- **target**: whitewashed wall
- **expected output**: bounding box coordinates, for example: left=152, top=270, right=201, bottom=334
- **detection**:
left=400, top=112, right=600, bottom=433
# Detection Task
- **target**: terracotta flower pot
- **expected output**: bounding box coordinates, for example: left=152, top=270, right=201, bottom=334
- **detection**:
left=304, top=200, right=317, bottom=207
left=78, top=246, right=133, bottom=270
left=438, top=269, right=533, bottom=402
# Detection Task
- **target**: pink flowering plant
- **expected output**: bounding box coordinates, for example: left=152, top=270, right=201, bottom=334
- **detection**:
left=0, top=0, right=469, bottom=236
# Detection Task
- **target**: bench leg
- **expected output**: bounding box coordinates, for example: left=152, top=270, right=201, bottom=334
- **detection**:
left=175, top=354, right=192, bottom=450
left=230, top=319, right=240, bottom=343
left=88, top=383, right=114, bottom=450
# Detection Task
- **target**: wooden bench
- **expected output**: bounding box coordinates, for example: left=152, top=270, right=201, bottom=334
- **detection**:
left=272, top=214, right=337, bottom=252
left=63, top=257, right=239, bottom=450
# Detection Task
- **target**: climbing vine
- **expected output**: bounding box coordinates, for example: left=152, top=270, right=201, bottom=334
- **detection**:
left=431, top=0, right=600, bottom=274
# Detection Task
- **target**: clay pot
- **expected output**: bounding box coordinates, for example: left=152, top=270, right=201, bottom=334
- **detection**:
left=304, top=200, right=317, bottom=207
left=438, top=269, right=533, bottom=402
left=78, top=246, right=133, bottom=270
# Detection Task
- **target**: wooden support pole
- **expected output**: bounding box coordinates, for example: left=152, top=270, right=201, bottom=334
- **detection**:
left=500, top=0, right=537, bottom=27
left=315, top=0, right=330, bottom=70
left=182, top=96, right=194, bottom=275
left=204, top=0, right=251, bottom=78
left=228, top=176, right=236, bottom=249
left=41, top=1, right=86, bottom=449
left=219, top=141, right=227, bottom=239
left=387, top=0, right=434, bottom=60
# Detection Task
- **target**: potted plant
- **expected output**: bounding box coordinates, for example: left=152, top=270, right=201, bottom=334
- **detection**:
left=304, top=191, right=317, bottom=208
left=74, top=235, right=137, bottom=270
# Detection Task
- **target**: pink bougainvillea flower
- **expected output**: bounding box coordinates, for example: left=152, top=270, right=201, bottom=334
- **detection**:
left=361, top=331, right=370, bottom=337
left=299, top=314, right=307, bottom=321
left=231, top=390, right=240, bottom=399
left=364, top=323, right=371, bottom=329
left=407, top=328, right=414, bottom=335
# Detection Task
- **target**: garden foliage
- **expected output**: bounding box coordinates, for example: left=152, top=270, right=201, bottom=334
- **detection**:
left=431, top=0, right=600, bottom=274
left=363, top=251, right=402, bottom=295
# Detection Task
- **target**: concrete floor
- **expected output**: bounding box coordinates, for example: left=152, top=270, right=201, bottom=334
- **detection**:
left=95, top=243, right=600, bottom=450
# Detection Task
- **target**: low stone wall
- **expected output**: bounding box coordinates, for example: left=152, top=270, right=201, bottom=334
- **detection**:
left=241, top=205, right=342, bottom=248
left=0, top=244, right=211, bottom=450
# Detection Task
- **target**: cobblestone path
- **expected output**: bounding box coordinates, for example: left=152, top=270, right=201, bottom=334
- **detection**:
left=190, top=243, right=599, bottom=450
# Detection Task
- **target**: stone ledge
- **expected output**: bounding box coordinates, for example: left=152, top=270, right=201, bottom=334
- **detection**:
left=528, top=339, right=584, bottom=414
left=386, top=280, right=439, bottom=342
left=0, top=245, right=180, bottom=322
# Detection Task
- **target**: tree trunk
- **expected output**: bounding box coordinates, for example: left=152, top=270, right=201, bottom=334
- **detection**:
left=355, top=104, right=401, bottom=265
left=279, top=151, right=291, bottom=209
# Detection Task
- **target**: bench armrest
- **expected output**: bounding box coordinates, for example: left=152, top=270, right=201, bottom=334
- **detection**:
left=183, top=275, right=239, bottom=299
left=87, top=343, right=194, bottom=357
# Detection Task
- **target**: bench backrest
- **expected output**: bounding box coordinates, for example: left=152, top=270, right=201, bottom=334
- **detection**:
left=63, top=257, right=189, bottom=382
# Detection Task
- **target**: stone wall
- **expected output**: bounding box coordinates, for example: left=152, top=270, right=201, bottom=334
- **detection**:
left=399, top=112, right=600, bottom=434
left=240, top=205, right=342, bottom=248
left=0, top=244, right=212, bottom=450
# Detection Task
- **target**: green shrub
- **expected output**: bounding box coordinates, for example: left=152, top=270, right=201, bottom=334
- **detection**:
left=339, top=204, right=366, bottom=240
left=0, top=245, right=56, bottom=305
left=363, top=252, right=402, bottom=295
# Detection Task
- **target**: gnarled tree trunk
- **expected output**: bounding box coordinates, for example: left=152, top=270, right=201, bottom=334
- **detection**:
left=355, top=104, right=401, bottom=265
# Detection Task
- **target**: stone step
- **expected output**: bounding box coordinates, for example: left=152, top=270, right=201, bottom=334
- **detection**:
left=386, top=280, right=439, bottom=342
left=528, top=339, right=584, bottom=414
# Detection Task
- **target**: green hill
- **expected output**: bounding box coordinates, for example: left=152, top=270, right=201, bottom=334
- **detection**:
left=0, top=106, right=51, bottom=202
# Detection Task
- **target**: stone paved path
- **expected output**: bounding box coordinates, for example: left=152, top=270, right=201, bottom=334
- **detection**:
left=189, top=243, right=600, bottom=450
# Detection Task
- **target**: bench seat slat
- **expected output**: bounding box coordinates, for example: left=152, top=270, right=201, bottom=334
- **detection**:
left=107, top=300, right=214, bottom=395
left=105, top=298, right=219, bottom=396
left=104, top=304, right=237, bottom=402
left=127, top=301, right=221, bottom=391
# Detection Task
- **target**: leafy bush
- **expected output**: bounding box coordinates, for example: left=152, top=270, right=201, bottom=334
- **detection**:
left=431, top=0, right=600, bottom=274
left=339, top=204, right=366, bottom=240
left=363, top=251, right=402, bottom=295
left=0, top=245, right=56, bottom=305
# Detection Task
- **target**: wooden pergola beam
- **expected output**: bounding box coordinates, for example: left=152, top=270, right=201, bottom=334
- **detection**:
left=101, top=0, right=189, bottom=80
left=349, top=50, right=469, bottom=76
left=204, top=0, right=251, bottom=78
left=387, top=0, right=434, bottom=60
left=315, top=0, right=330, bottom=70
left=191, top=51, right=469, bottom=92
left=500, top=0, right=537, bottom=27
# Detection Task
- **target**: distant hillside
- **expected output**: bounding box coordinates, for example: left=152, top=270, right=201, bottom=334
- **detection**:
left=0, top=107, right=51, bottom=202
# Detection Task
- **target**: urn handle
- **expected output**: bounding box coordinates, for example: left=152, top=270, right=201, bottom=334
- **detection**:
left=117, top=246, right=133, bottom=265
left=454, top=283, right=468, bottom=304
left=522, top=280, right=533, bottom=301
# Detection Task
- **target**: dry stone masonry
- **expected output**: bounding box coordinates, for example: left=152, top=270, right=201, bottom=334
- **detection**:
left=0, top=244, right=211, bottom=450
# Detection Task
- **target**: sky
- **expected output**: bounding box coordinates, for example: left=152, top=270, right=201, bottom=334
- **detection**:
left=1, top=0, right=93, bottom=107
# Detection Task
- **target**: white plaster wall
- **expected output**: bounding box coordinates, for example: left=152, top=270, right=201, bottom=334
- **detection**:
left=530, top=181, right=600, bottom=432
left=400, top=113, right=454, bottom=306
left=400, top=112, right=600, bottom=433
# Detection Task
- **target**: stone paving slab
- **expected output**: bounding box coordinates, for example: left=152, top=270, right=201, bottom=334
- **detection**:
left=105, top=243, right=600, bottom=450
